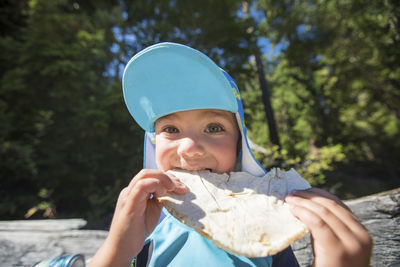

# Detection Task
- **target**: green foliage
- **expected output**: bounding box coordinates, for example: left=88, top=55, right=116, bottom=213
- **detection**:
left=242, top=0, right=400, bottom=191
left=0, top=0, right=256, bottom=224
left=24, top=188, right=56, bottom=219
left=1, top=0, right=398, bottom=224
left=254, top=144, right=345, bottom=186
left=0, top=0, right=144, bottom=220
left=242, top=87, right=347, bottom=186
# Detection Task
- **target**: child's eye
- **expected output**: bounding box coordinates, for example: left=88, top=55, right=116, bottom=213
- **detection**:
left=205, top=124, right=224, bottom=133
left=163, top=126, right=179, bottom=134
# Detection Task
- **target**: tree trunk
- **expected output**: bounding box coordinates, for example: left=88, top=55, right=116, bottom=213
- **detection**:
left=254, top=52, right=281, bottom=148
left=242, top=0, right=280, bottom=148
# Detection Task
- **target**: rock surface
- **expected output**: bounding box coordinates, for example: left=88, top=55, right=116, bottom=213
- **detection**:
left=0, top=219, right=107, bottom=266
left=0, top=188, right=399, bottom=266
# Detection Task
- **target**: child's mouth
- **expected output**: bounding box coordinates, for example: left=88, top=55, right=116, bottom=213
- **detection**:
left=175, top=167, right=212, bottom=172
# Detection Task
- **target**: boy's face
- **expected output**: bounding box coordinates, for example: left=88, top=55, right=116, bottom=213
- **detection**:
left=155, top=109, right=239, bottom=174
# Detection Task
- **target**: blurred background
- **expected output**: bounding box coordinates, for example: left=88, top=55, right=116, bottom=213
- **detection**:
left=1, top=0, right=399, bottom=229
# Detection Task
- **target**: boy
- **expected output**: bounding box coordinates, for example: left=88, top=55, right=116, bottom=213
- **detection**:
left=89, top=43, right=372, bottom=266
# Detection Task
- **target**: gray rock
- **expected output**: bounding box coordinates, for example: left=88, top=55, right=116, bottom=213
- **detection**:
left=0, top=189, right=399, bottom=266
left=0, top=219, right=107, bottom=266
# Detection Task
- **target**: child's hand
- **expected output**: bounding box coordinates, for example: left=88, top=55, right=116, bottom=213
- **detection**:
left=89, top=169, right=187, bottom=267
left=285, top=188, right=373, bottom=267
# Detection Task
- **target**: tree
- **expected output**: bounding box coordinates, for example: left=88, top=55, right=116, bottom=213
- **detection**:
left=252, top=0, right=400, bottom=192
left=0, top=0, right=144, bottom=220
left=0, top=0, right=258, bottom=222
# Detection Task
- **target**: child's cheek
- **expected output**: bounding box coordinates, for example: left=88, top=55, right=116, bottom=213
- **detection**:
left=211, top=139, right=238, bottom=173
left=155, top=137, right=175, bottom=171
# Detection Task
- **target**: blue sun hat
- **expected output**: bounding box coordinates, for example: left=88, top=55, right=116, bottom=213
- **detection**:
left=123, top=42, right=266, bottom=177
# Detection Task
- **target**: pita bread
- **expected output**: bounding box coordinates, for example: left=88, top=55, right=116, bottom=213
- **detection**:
left=158, top=168, right=311, bottom=257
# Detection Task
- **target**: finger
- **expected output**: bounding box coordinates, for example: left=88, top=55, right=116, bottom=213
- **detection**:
left=129, top=169, right=175, bottom=191
left=289, top=195, right=359, bottom=240
left=122, top=177, right=171, bottom=215
left=127, top=172, right=186, bottom=203
left=290, top=189, right=352, bottom=219
left=132, top=177, right=174, bottom=200
left=292, top=188, right=348, bottom=209
left=290, top=199, right=372, bottom=267
left=287, top=190, right=373, bottom=266
left=119, top=170, right=187, bottom=215
left=165, top=173, right=188, bottom=194
left=286, top=197, right=341, bottom=248
left=130, top=169, right=187, bottom=193
left=290, top=189, right=367, bottom=236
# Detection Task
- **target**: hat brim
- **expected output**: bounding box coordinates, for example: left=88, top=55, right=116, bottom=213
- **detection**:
left=122, top=42, right=238, bottom=132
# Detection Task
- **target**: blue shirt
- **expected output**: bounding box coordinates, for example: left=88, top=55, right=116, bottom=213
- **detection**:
left=137, top=213, right=273, bottom=267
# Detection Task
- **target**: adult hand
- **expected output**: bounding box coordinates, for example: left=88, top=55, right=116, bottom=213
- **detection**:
left=285, top=188, right=373, bottom=267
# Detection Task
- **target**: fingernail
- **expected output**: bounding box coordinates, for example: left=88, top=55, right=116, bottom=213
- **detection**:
left=285, top=194, right=295, bottom=202
left=176, top=181, right=186, bottom=188
left=284, top=196, right=295, bottom=205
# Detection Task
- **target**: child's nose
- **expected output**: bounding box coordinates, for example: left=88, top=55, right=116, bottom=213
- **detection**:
left=177, top=136, right=205, bottom=158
